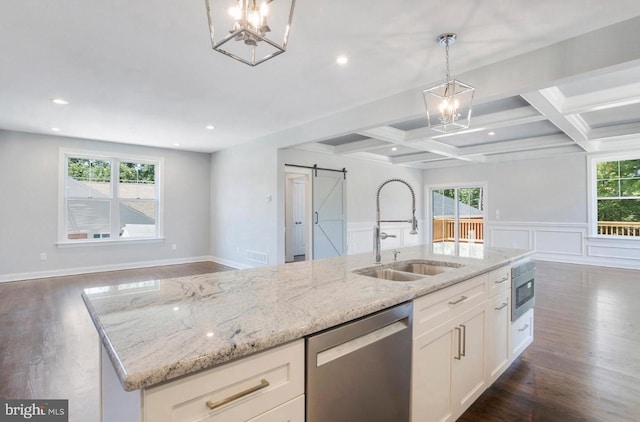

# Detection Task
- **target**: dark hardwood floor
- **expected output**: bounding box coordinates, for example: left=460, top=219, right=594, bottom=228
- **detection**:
left=460, top=261, right=640, bottom=422
left=0, top=261, right=233, bottom=422
left=1, top=261, right=639, bottom=421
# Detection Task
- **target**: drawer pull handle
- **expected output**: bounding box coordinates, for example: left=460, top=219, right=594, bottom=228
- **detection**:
left=495, top=277, right=508, bottom=284
left=494, top=302, right=508, bottom=311
left=448, top=295, right=468, bottom=305
left=518, top=324, right=530, bottom=333
left=205, top=379, right=270, bottom=410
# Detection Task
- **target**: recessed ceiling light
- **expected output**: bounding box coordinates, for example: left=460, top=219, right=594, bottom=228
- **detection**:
left=206, top=125, right=215, bottom=130
left=336, top=55, right=348, bottom=65
left=173, top=143, right=181, bottom=147
left=391, top=147, right=398, bottom=151
left=51, top=98, right=69, bottom=105
left=51, top=127, right=61, bottom=132
left=488, top=131, right=496, bottom=136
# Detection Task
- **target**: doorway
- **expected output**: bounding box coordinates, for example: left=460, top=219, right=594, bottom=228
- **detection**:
left=284, top=165, right=348, bottom=262
left=430, top=185, right=485, bottom=257
left=285, top=170, right=312, bottom=262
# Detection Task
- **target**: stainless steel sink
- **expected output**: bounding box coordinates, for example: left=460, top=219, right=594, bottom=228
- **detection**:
left=354, top=259, right=464, bottom=281
left=391, top=260, right=463, bottom=276
left=354, top=268, right=423, bottom=282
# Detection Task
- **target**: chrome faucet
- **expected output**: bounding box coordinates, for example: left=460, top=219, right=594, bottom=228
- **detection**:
left=374, top=178, right=418, bottom=263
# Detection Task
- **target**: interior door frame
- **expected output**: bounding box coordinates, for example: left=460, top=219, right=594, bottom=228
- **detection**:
left=284, top=168, right=313, bottom=261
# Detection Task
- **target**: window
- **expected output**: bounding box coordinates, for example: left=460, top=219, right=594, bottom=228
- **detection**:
left=591, top=155, right=640, bottom=238
left=60, top=151, right=162, bottom=243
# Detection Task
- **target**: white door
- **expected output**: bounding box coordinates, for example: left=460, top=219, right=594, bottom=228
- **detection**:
left=292, top=179, right=306, bottom=256
left=313, top=170, right=346, bottom=259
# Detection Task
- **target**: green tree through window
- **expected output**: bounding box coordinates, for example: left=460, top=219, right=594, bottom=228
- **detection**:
left=596, top=158, right=640, bottom=236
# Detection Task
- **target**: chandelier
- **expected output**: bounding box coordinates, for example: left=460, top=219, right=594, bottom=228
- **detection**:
left=205, top=0, right=296, bottom=66
left=423, top=33, right=475, bottom=133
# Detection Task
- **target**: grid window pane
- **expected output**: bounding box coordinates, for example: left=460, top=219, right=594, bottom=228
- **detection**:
left=119, top=200, right=157, bottom=238
left=67, top=158, right=111, bottom=198
left=597, top=179, right=618, bottom=197
left=119, top=162, right=156, bottom=199
left=67, top=199, right=111, bottom=240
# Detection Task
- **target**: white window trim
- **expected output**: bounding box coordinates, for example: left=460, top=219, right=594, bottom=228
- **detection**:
left=57, top=148, right=165, bottom=246
left=587, top=151, right=640, bottom=239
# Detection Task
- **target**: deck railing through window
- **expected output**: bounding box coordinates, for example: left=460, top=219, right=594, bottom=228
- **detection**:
left=598, top=221, right=640, bottom=237
left=433, top=218, right=484, bottom=243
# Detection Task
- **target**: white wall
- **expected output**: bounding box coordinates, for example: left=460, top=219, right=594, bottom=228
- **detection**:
left=0, top=130, right=212, bottom=281
left=209, top=140, right=279, bottom=268
left=423, top=152, right=640, bottom=269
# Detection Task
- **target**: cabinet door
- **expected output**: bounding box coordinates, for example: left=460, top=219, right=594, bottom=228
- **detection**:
left=486, top=290, right=511, bottom=383
left=412, top=322, right=455, bottom=422
left=451, top=305, right=486, bottom=418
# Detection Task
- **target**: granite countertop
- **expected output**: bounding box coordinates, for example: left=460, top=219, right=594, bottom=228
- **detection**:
left=82, top=245, right=532, bottom=391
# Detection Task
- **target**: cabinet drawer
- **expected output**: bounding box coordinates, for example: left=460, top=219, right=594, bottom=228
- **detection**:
left=246, top=395, right=304, bottom=422
left=488, top=266, right=511, bottom=297
left=413, top=273, right=488, bottom=337
left=510, top=308, right=534, bottom=361
left=143, top=340, right=304, bottom=422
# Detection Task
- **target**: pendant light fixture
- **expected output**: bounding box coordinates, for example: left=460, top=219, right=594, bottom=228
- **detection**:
left=423, top=33, right=475, bottom=133
left=205, top=0, right=296, bottom=66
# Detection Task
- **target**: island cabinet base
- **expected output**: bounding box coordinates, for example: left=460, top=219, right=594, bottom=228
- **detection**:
left=100, top=340, right=305, bottom=422
left=411, top=262, right=534, bottom=422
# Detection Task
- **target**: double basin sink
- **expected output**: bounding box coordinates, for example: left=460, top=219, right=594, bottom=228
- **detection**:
left=354, top=259, right=464, bottom=282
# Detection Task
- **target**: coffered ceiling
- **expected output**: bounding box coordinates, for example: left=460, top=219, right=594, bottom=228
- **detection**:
left=1, top=1, right=640, bottom=166
left=296, top=63, right=640, bottom=168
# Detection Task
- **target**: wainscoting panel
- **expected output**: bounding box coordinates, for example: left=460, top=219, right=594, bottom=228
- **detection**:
left=347, top=221, right=424, bottom=255
left=487, top=221, right=640, bottom=269
left=535, top=230, right=584, bottom=256
left=489, top=228, right=532, bottom=250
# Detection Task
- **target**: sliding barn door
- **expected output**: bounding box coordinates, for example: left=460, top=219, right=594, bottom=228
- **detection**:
left=313, top=170, right=346, bottom=259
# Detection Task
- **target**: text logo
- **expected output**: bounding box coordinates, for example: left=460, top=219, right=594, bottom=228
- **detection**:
left=0, top=400, right=68, bottom=422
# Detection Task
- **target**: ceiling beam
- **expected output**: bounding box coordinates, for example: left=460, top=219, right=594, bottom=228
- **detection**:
left=521, top=89, right=597, bottom=152
left=562, top=83, right=640, bottom=114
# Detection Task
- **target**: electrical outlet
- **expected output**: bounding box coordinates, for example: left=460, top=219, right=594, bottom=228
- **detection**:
left=40, top=252, right=47, bottom=261
left=171, top=244, right=177, bottom=251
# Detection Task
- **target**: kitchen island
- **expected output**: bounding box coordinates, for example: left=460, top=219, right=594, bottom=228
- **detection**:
left=83, top=245, right=533, bottom=421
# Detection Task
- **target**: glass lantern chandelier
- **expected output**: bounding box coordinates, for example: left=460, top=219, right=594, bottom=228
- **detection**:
left=205, top=0, right=296, bottom=66
left=423, top=33, right=475, bottom=133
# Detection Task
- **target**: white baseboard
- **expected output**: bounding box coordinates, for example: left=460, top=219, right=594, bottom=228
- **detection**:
left=209, top=256, right=252, bottom=270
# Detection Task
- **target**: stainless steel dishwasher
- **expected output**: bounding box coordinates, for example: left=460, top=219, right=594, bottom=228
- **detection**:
left=306, top=302, right=412, bottom=422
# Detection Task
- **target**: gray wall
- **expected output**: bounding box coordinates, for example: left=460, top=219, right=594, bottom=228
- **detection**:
left=209, top=140, right=279, bottom=267
left=423, top=153, right=588, bottom=224
left=0, top=130, right=211, bottom=280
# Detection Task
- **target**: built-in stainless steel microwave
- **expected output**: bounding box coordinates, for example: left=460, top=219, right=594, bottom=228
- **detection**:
left=512, top=261, right=535, bottom=321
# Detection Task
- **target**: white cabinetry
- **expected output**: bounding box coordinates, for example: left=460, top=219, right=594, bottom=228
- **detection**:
left=412, top=262, right=534, bottom=422
left=411, top=274, right=488, bottom=422
left=101, top=340, right=304, bottom=422
left=510, top=307, right=534, bottom=361
left=486, top=289, right=511, bottom=383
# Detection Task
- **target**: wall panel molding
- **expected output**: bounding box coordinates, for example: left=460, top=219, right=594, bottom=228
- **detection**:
left=487, top=220, right=640, bottom=269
